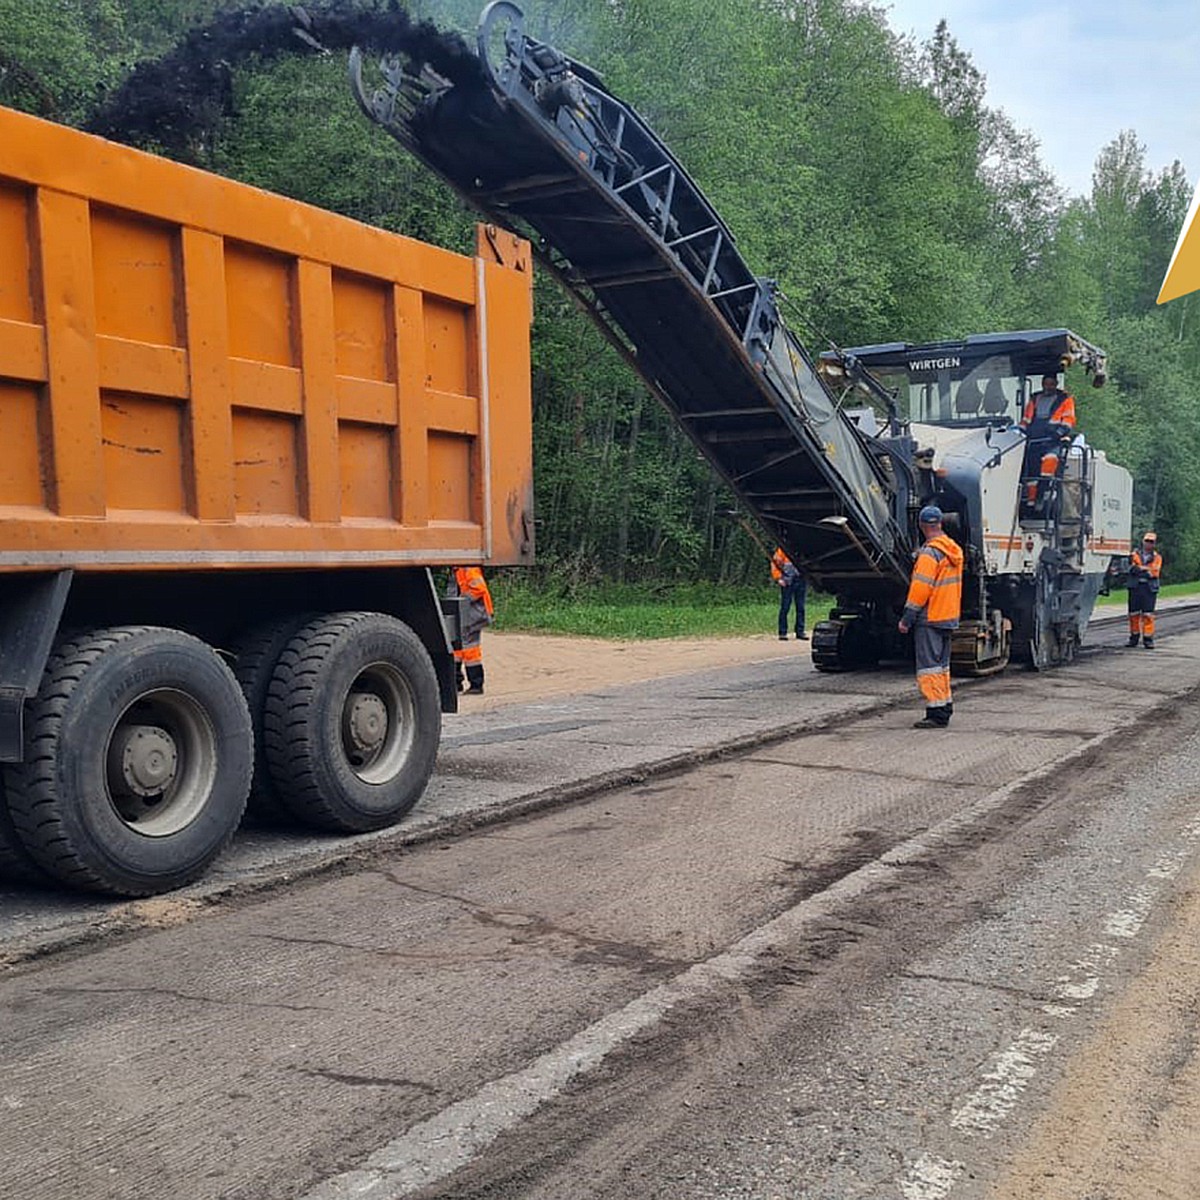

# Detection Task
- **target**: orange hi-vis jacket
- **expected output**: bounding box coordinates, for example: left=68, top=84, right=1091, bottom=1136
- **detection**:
left=903, top=533, right=963, bottom=628
left=1129, top=547, right=1162, bottom=588
left=454, top=566, right=494, bottom=617
left=1020, top=389, right=1076, bottom=435
left=770, top=548, right=800, bottom=585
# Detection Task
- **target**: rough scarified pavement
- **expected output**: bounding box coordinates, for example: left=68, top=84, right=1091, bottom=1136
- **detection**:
left=0, top=608, right=1199, bottom=1200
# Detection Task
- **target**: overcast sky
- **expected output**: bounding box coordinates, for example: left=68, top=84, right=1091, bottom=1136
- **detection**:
left=882, top=0, right=1200, bottom=198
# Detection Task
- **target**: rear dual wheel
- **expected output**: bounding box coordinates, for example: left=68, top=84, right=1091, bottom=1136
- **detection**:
left=262, top=613, right=441, bottom=833
left=1, top=627, right=252, bottom=896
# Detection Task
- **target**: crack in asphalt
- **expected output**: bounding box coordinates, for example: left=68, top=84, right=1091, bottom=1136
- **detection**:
left=378, top=873, right=690, bottom=972
left=40, top=985, right=336, bottom=1013
left=292, top=1067, right=439, bottom=1093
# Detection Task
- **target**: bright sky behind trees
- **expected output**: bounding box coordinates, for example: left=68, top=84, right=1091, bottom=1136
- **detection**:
left=884, top=0, right=1200, bottom=196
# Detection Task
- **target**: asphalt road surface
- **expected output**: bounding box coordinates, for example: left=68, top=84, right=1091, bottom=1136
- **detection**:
left=1, top=608, right=1199, bottom=1200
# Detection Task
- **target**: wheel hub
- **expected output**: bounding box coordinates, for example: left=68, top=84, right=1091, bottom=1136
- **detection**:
left=112, top=725, right=178, bottom=797
left=344, top=691, right=388, bottom=755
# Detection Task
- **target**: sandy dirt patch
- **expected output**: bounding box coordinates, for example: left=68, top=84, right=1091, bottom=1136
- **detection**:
left=461, top=630, right=813, bottom=709
left=984, top=861, right=1200, bottom=1200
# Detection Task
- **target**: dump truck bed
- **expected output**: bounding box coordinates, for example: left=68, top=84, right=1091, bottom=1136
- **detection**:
left=0, top=105, right=533, bottom=572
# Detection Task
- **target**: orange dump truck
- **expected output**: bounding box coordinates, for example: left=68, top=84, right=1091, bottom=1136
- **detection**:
left=0, top=104, right=534, bottom=895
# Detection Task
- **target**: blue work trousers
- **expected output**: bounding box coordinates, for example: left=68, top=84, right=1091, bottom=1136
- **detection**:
left=778, top=579, right=807, bottom=637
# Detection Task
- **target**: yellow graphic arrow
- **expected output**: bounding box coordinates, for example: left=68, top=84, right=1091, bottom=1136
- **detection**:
left=1159, top=178, right=1200, bottom=304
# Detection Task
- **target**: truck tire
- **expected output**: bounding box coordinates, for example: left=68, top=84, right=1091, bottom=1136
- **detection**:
left=230, top=614, right=316, bottom=824
left=2, top=627, right=253, bottom=896
left=263, top=612, right=441, bottom=833
left=0, top=776, right=50, bottom=886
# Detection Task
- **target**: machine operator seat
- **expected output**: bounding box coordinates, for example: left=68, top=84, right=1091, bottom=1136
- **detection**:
left=982, top=377, right=1009, bottom=417
left=955, top=378, right=983, bottom=416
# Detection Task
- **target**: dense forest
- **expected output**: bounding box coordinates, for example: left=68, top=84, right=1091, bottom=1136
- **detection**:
left=3, top=0, right=1196, bottom=582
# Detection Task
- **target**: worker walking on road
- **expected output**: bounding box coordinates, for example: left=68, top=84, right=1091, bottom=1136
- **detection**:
left=771, top=547, right=808, bottom=640
left=1127, top=532, right=1163, bottom=649
left=897, top=506, right=963, bottom=729
left=446, top=566, right=494, bottom=693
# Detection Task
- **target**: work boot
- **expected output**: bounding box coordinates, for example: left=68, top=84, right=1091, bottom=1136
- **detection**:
left=1143, top=637, right=1155, bottom=649
left=1127, top=635, right=1140, bottom=648
left=913, top=708, right=949, bottom=729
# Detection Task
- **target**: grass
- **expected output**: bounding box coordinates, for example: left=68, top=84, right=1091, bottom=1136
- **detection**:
left=1096, top=578, right=1200, bottom=606
left=489, top=572, right=1200, bottom=638
left=490, top=578, right=830, bottom=640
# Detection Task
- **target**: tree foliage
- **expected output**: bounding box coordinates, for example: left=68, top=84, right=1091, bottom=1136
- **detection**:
left=2, top=0, right=1196, bottom=580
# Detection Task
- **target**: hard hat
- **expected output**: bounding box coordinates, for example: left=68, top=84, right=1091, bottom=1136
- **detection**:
left=918, top=505, right=943, bottom=525
left=1143, top=531, right=1157, bottom=541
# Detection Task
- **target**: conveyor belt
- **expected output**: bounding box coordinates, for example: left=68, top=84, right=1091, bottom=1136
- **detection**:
left=351, top=2, right=913, bottom=591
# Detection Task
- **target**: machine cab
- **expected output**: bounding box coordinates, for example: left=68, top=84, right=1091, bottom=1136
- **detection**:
left=820, top=329, right=1108, bottom=433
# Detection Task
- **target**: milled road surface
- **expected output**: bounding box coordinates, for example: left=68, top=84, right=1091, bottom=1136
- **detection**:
left=1, top=610, right=1199, bottom=1200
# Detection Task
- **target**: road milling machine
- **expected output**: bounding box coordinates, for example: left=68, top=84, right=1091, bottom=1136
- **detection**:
left=350, top=1, right=1133, bottom=674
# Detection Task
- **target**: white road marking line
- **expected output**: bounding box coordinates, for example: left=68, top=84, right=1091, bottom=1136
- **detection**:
left=950, top=1029, right=1058, bottom=1135
left=1103, top=885, right=1157, bottom=938
left=299, top=728, right=1197, bottom=1200
left=899, top=1153, right=964, bottom=1200
left=902, top=809, right=1200, bottom=1196
left=1057, top=977, right=1098, bottom=999
left=1041, top=1003, right=1078, bottom=1018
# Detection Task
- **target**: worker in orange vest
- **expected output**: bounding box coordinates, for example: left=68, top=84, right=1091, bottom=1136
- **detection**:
left=1019, top=372, right=1077, bottom=509
left=1127, top=532, right=1163, bottom=648
left=446, top=566, right=494, bottom=693
left=897, top=505, right=963, bottom=728
left=770, top=547, right=808, bottom=640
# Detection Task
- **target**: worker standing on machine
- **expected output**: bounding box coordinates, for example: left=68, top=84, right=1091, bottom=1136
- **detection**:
left=1127, top=532, right=1163, bottom=648
left=897, top=506, right=963, bottom=729
left=1019, top=372, right=1077, bottom=509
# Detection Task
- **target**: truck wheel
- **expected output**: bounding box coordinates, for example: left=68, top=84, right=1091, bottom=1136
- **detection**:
left=263, top=613, right=440, bottom=833
left=0, top=776, right=49, bottom=886
left=2, top=627, right=253, bottom=896
left=230, top=614, right=316, bottom=824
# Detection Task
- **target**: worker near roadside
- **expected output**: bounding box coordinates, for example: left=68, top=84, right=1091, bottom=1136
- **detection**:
left=1127, top=532, right=1163, bottom=649
left=771, top=547, right=808, bottom=640
left=897, top=506, right=963, bottom=729
left=446, top=566, right=494, bottom=693
left=1018, top=372, right=1077, bottom=509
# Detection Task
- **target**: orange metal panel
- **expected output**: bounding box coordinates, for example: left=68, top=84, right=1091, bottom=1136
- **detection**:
left=225, top=242, right=296, bottom=368
left=91, top=207, right=181, bottom=347
left=336, top=376, right=398, bottom=426
left=296, top=259, right=341, bottom=523
left=96, top=337, right=189, bottom=398
left=35, top=189, right=105, bottom=518
left=101, top=392, right=187, bottom=514
left=394, top=286, right=430, bottom=530
left=181, top=229, right=236, bottom=521
left=232, top=411, right=301, bottom=518
left=339, top=423, right=396, bottom=521
left=427, top=434, right=475, bottom=525
left=0, top=103, right=534, bottom=572
left=0, top=381, right=45, bottom=509
left=0, top=318, right=47, bottom=382
left=0, top=183, right=35, bottom=323
left=229, top=360, right=303, bottom=414
left=332, top=271, right=394, bottom=383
